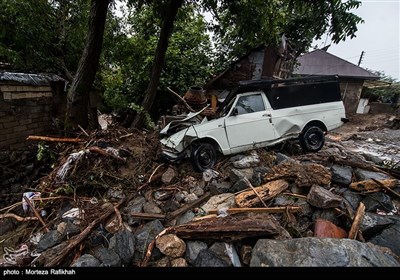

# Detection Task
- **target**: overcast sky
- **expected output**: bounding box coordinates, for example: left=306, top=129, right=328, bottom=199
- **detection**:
left=313, top=0, right=400, bottom=81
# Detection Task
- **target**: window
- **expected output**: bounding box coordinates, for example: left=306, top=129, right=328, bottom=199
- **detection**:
left=235, top=93, right=265, bottom=115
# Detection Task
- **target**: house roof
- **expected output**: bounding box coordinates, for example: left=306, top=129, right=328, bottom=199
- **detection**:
left=0, top=71, right=65, bottom=86
left=293, top=49, right=379, bottom=80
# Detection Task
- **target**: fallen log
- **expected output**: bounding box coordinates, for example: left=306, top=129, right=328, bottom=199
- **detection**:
left=26, top=135, right=84, bottom=143
left=235, top=180, right=289, bottom=208
left=348, top=202, right=365, bottom=239
left=350, top=179, right=398, bottom=192
left=207, top=206, right=301, bottom=215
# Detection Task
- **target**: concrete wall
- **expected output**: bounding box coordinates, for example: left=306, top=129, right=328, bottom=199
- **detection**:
left=368, top=102, right=397, bottom=114
left=340, top=79, right=364, bottom=115
left=0, top=82, right=53, bottom=150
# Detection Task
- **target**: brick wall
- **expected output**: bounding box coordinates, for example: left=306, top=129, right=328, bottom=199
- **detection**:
left=0, top=82, right=53, bottom=150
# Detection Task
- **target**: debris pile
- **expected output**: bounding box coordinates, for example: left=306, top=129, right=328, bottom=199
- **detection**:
left=1, top=124, right=400, bottom=267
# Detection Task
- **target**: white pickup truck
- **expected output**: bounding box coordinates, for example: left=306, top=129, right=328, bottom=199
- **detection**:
left=160, top=76, right=347, bottom=171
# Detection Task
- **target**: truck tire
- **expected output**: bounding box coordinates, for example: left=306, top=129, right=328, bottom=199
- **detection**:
left=190, top=143, right=217, bottom=172
left=299, top=126, right=325, bottom=152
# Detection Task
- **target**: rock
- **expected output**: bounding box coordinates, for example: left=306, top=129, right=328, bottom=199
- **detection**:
left=37, top=230, right=64, bottom=252
left=57, top=221, right=80, bottom=238
left=143, top=202, right=163, bottom=214
left=314, top=219, right=347, bottom=238
left=124, top=196, right=146, bottom=226
left=153, top=190, right=173, bottom=201
left=193, top=249, right=229, bottom=267
left=354, top=168, right=391, bottom=181
left=342, top=190, right=363, bottom=211
left=202, top=169, right=219, bottom=182
left=156, top=234, right=186, bottom=258
left=273, top=195, right=296, bottom=206
left=360, top=213, right=395, bottom=239
left=369, top=218, right=400, bottom=256
left=184, top=193, right=198, bottom=203
left=231, top=178, right=250, bottom=193
left=307, top=185, right=343, bottom=209
left=150, top=256, right=170, bottom=267
left=88, top=225, right=112, bottom=248
left=330, top=165, right=353, bottom=186
left=176, top=211, right=195, bottom=225
left=171, top=258, right=188, bottom=267
left=229, top=168, right=253, bottom=184
left=361, top=152, right=383, bottom=165
left=251, top=166, right=270, bottom=186
left=109, top=229, right=136, bottom=266
left=174, top=192, right=186, bottom=203
left=208, top=180, right=232, bottom=194
left=71, top=254, right=100, bottom=267
left=240, top=245, right=253, bottom=266
left=230, top=154, right=245, bottom=162
left=275, top=153, right=292, bottom=165
left=105, top=216, right=121, bottom=234
left=190, top=186, right=205, bottom=197
left=200, top=193, right=237, bottom=213
left=250, top=237, right=400, bottom=267
left=106, top=187, right=125, bottom=200
left=362, top=192, right=394, bottom=213
left=232, top=151, right=260, bottom=168
left=161, top=200, right=180, bottom=212
left=134, top=220, right=165, bottom=261
left=209, top=242, right=241, bottom=267
left=93, top=247, right=121, bottom=267
left=312, top=209, right=342, bottom=226
left=185, top=241, right=208, bottom=264
left=161, top=167, right=176, bottom=185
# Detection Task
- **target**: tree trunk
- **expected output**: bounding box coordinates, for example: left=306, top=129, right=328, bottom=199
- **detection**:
left=65, top=0, right=110, bottom=129
left=131, top=0, right=184, bottom=129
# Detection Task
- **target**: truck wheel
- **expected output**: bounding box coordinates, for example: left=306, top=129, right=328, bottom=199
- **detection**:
left=191, top=143, right=217, bottom=172
left=299, top=126, right=325, bottom=152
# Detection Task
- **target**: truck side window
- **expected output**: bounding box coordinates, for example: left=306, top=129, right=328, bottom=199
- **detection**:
left=235, top=94, right=265, bottom=115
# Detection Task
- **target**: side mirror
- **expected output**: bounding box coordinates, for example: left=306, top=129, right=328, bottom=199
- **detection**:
left=231, top=107, right=238, bottom=116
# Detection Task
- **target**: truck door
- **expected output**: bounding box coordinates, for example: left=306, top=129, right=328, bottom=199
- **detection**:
left=224, top=92, right=276, bottom=149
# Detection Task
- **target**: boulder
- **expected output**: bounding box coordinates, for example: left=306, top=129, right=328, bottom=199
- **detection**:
left=71, top=254, right=100, bottom=267
left=362, top=192, right=394, bottom=213
left=360, top=212, right=395, bottom=239
left=330, top=165, right=353, bottom=186
left=109, top=229, right=136, bottom=266
left=93, top=247, right=121, bottom=267
left=193, top=249, right=229, bottom=267
left=369, top=219, right=400, bottom=256
left=307, top=185, right=343, bottom=209
left=185, top=241, right=208, bottom=264
left=134, top=220, right=165, bottom=261
left=156, top=234, right=186, bottom=258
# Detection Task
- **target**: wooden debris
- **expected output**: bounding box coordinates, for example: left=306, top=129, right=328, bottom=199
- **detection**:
left=130, top=212, right=166, bottom=220
left=0, top=213, right=38, bottom=222
left=243, top=177, right=267, bottom=207
left=348, top=202, right=365, bottom=239
left=88, top=146, right=125, bottom=162
left=26, top=135, right=84, bottom=143
left=235, top=180, right=289, bottom=208
left=166, top=192, right=211, bottom=221
left=171, top=212, right=280, bottom=241
left=265, top=162, right=331, bottom=187
left=371, top=178, right=400, bottom=199
left=23, top=196, right=49, bottom=233
left=350, top=179, right=398, bottom=192
left=166, top=87, right=195, bottom=112
left=207, top=206, right=301, bottom=215
left=78, top=124, right=89, bottom=137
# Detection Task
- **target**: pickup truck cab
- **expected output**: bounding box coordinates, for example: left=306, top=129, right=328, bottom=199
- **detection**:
left=160, top=76, right=347, bottom=172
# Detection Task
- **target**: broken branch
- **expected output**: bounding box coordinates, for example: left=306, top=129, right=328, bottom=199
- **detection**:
left=166, top=87, right=195, bottom=112
left=348, top=202, right=365, bottom=239
left=0, top=213, right=38, bottom=222
left=166, top=192, right=211, bottom=221
left=371, top=178, right=400, bottom=199
left=243, top=177, right=268, bottom=208
left=23, top=196, right=49, bottom=233
left=26, top=135, right=84, bottom=143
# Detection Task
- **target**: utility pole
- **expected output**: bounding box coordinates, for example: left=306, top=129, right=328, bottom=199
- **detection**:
left=358, top=51, right=365, bottom=66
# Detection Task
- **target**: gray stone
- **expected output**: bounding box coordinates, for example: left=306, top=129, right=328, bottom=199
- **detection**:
left=369, top=219, right=400, bottom=256
left=209, top=242, right=241, bottom=267
left=143, top=201, right=163, bottom=214
left=176, top=211, right=195, bottom=225
left=161, top=200, right=180, bottom=212
left=134, top=220, right=165, bottom=261
left=193, top=249, right=229, bottom=267
left=231, top=178, right=250, bottom=193
left=200, top=193, right=237, bottom=213
left=330, top=165, right=353, bottom=186
left=232, top=152, right=260, bottom=168
left=93, top=247, right=121, bottom=267
left=354, top=168, right=391, bottom=181
left=109, top=229, right=136, bottom=266
left=360, top=213, right=395, bottom=239
left=251, top=166, right=270, bottom=187
left=190, top=186, right=205, bottom=197
left=153, top=190, right=173, bottom=201
left=229, top=168, right=253, bottom=184
left=250, top=237, right=400, bottom=267
left=185, top=241, right=208, bottom=264
left=273, top=195, right=297, bottom=206
left=106, top=187, right=125, bottom=200
left=174, top=192, right=186, bottom=203
left=124, top=196, right=146, bottom=226
left=208, top=180, right=232, bottom=194
left=307, top=185, right=343, bottom=209
left=37, top=230, right=64, bottom=252
left=57, top=221, right=80, bottom=239
left=275, top=153, right=292, bottom=165
left=362, top=192, right=394, bottom=213
left=71, top=254, right=100, bottom=267
left=161, top=167, right=176, bottom=185
left=184, top=193, right=198, bottom=202
left=342, top=190, right=363, bottom=211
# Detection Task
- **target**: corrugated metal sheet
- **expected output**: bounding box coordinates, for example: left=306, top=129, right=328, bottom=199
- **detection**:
left=0, top=71, right=65, bottom=85
left=293, top=49, right=379, bottom=80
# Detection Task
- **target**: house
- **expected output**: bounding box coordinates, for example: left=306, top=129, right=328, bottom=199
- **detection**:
left=204, top=36, right=296, bottom=101
left=0, top=72, right=65, bottom=150
left=293, top=49, right=379, bottom=114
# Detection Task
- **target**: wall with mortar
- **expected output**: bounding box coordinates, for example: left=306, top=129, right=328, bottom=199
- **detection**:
left=0, top=82, right=53, bottom=150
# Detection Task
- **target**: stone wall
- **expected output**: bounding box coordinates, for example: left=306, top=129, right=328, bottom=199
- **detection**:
left=340, top=79, right=364, bottom=115
left=0, top=82, right=53, bottom=150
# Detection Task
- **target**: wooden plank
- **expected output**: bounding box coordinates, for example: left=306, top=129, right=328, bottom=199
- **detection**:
left=235, top=179, right=289, bottom=208
left=371, top=178, right=400, bottom=199
left=26, top=135, right=84, bottom=143
left=130, top=212, right=166, bottom=220
left=350, top=179, right=398, bottom=192
left=2, top=92, right=52, bottom=100
left=348, top=202, right=365, bottom=239
left=207, top=206, right=302, bottom=215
